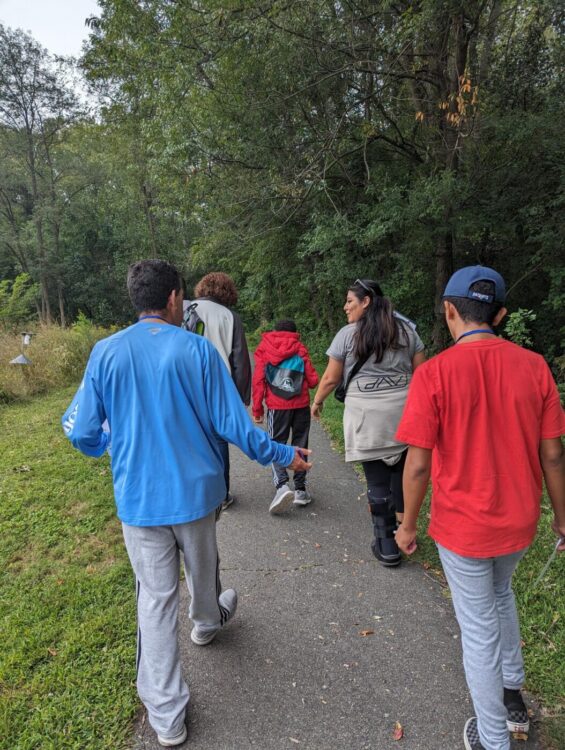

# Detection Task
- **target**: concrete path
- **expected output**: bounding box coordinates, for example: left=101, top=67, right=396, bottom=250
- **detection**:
left=133, top=419, right=541, bottom=750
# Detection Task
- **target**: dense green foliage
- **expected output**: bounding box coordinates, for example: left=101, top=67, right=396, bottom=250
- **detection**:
left=0, top=1, right=563, bottom=365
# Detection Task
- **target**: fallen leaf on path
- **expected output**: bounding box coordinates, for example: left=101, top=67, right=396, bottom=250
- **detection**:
left=314, top=543, right=321, bottom=548
left=527, top=708, right=534, bottom=718
left=359, top=629, right=374, bottom=637
left=47, top=648, right=57, bottom=656
left=392, top=721, right=403, bottom=740
left=289, top=738, right=300, bottom=744
left=512, top=732, right=528, bottom=741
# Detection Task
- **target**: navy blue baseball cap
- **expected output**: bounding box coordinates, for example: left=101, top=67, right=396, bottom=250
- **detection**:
left=442, top=265, right=506, bottom=304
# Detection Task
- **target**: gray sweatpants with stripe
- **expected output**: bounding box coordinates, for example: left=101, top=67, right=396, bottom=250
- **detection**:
left=438, top=544, right=527, bottom=750
left=122, top=510, right=224, bottom=739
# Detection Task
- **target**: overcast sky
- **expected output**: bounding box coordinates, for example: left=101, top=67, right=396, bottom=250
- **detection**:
left=0, top=0, right=100, bottom=57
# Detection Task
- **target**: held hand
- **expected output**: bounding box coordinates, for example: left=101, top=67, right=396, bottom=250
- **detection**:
left=311, top=402, right=323, bottom=420
left=253, top=416, right=263, bottom=425
left=288, top=447, right=313, bottom=473
left=395, top=523, right=418, bottom=555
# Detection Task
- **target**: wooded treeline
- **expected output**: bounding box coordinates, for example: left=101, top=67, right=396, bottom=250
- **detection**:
left=0, top=1, right=563, bottom=362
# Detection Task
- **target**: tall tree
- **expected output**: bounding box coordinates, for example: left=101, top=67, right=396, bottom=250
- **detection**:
left=0, top=25, right=80, bottom=322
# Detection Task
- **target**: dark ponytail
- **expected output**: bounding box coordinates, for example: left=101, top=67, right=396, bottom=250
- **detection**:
left=349, top=279, right=406, bottom=363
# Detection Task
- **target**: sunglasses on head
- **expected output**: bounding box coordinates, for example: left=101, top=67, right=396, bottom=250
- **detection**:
left=354, top=278, right=375, bottom=297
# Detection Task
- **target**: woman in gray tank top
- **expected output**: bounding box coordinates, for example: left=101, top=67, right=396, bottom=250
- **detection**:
left=311, top=279, right=425, bottom=567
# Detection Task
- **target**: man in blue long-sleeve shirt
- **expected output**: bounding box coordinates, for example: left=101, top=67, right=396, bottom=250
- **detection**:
left=62, top=259, right=311, bottom=747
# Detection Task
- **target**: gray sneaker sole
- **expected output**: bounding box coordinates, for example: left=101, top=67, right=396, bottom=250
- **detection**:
left=190, top=627, right=218, bottom=646
left=293, top=495, right=312, bottom=506
left=157, top=724, right=188, bottom=746
left=269, top=490, right=294, bottom=514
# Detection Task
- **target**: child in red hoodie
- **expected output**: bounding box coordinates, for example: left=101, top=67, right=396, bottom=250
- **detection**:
left=252, top=320, right=319, bottom=514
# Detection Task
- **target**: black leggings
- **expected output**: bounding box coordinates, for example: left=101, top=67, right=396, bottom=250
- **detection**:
left=361, top=451, right=407, bottom=514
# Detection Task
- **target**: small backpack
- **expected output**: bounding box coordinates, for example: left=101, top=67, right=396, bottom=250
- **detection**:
left=265, top=354, right=305, bottom=400
left=182, top=302, right=205, bottom=336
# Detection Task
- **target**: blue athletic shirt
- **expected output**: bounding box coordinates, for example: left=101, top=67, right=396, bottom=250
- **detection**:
left=62, top=322, right=295, bottom=526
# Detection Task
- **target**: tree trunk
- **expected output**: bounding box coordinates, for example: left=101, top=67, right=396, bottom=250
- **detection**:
left=27, top=133, right=52, bottom=323
left=57, top=280, right=66, bottom=327
left=141, top=182, right=158, bottom=258
left=430, top=10, right=472, bottom=351
left=40, top=271, right=52, bottom=322
left=432, top=226, right=454, bottom=350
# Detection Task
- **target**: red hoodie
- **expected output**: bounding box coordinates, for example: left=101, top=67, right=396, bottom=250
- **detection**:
left=252, top=331, right=319, bottom=417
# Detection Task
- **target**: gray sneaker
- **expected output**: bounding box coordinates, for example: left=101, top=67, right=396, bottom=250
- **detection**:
left=269, top=484, right=294, bottom=514
left=293, top=489, right=312, bottom=506
left=157, top=724, right=187, bottom=747
left=190, top=588, right=238, bottom=646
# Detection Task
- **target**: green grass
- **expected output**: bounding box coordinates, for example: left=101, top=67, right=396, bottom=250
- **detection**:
left=313, top=358, right=564, bottom=746
left=0, top=388, right=138, bottom=750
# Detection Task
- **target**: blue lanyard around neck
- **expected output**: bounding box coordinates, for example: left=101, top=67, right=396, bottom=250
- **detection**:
left=138, top=314, right=168, bottom=324
left=456, top=328, right=495, bottom=344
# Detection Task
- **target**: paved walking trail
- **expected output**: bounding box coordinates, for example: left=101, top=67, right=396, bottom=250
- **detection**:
left=134, top=419, right=540, bottom=750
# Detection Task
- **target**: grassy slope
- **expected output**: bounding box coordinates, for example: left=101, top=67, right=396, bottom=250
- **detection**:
left=0, top=389, right=137, bottom=750
left=314, top=360, right=564, bottom=748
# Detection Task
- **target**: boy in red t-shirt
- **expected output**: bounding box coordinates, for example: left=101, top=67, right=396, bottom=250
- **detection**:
left=253, top=320, right=319, bottom=514
left=395, top=266, right=565, bottom=750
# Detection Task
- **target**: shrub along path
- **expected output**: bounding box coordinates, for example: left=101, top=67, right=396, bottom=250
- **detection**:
left=133, top=418, right=542, bottom=750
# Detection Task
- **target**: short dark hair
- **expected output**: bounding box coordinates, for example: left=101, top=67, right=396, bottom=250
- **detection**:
left=127, top=260, right=181, bottom=313
left=274, top=319, right=297, bottom=332
left=444, top=280, right=502, bottom=325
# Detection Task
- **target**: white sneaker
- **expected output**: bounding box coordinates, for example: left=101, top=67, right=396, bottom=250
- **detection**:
left=157, top=724, right=187, bottom=746
left=269, top=484, right=294, bottom=514
left=293, top=489, right=312, bottom=506
left=190, top=588, right=238, bottom=646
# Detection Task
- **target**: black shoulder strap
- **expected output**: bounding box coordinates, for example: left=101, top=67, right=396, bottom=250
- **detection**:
left=343, top=352, right=371, bottom=394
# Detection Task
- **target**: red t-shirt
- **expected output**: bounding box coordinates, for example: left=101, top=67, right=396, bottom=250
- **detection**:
left=396, top=338, right=565, bottom=557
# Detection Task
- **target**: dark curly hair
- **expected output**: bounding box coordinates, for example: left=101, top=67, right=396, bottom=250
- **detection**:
left=194, top=272, right=238, bottom=306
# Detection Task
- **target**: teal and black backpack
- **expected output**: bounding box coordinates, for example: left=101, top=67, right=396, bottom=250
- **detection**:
left=265, top=354, right=305, bottom=400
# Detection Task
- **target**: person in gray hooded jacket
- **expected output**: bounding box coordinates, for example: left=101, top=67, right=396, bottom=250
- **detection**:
left=185, top=272, right=252, bottom=509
